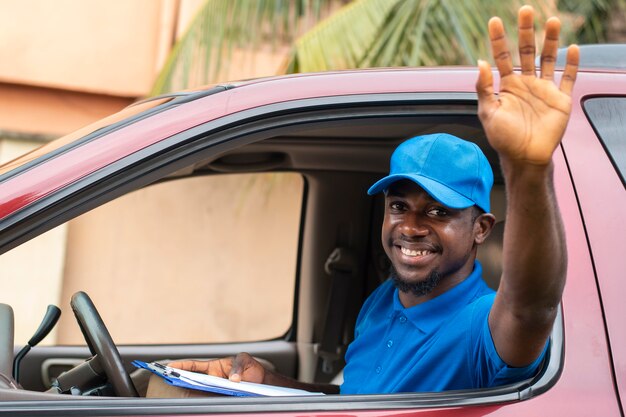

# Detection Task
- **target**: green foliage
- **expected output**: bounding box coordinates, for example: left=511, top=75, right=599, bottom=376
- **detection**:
left=559, top=0, right=626, bottom=44
left=283, top=0, right=399, bottom=73
left=151, top=0, right=331, bottom=95
left=152, top=0, right=623, bottom=95
left=284, top=0, right=551, bottom=72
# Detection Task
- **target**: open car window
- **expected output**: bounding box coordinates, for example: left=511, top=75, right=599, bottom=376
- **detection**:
left=4, top=173, right=303, bottom=346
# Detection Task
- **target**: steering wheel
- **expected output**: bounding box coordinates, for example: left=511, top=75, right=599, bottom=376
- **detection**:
left=70, top=291, right=138, bottom=397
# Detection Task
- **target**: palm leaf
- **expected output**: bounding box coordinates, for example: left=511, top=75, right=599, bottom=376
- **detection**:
left=282, top=0, right=557, bottom=72
left=282, top=0, right=402, bottom=73
left=151, top=0, right=331, bottom=95
left=283, top=0, right=400, bottom=73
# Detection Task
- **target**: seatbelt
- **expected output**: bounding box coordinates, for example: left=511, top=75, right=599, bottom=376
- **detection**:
left=315, top=247, right=356, bottom=381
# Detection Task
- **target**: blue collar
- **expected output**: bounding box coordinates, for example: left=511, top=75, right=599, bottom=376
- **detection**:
left=392, top=261, right=488, bottom=334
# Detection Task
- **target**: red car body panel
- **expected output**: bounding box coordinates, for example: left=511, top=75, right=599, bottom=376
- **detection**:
left=0, top=68, right=624, bottom=416
left=560, top=73, right=626, bottom=405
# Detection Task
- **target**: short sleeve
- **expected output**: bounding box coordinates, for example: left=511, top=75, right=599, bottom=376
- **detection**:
left=469, top=294, right=549, bottom=388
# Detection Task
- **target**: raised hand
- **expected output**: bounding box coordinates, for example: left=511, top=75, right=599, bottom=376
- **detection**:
left=476, top=5, right=579, bottom=166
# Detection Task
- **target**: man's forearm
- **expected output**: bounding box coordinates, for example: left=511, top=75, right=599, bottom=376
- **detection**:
left=488, top=158, right=568, bottom=367
left=499, top=158, right=567, bottom=317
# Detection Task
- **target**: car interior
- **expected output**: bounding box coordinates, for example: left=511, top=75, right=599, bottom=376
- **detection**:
left=0, top=101, right=562, bottom=413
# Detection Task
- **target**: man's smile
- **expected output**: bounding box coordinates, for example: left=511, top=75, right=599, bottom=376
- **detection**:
left=400, top=247, right=433, bottom=257
left=393, top=241, right=439, bottom=267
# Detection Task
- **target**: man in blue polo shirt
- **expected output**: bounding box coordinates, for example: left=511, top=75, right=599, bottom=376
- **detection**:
left=339, top=133, right=546, bottom=394
left=166, top=5, right=579, bottom=395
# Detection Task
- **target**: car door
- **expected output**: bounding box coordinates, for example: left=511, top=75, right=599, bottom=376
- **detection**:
left=571, top=87, right=626, bottom=409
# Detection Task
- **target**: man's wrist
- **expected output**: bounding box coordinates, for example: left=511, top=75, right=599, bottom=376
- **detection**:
left=499, top=156, right=555, bottom=181
left=261, top=369, right=280, bottom=386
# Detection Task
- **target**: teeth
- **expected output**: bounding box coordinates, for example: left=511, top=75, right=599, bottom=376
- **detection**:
left=400, top=247, right=431, bottom=257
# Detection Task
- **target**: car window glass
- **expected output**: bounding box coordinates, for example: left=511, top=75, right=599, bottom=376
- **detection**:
left=2, top=173, right=303, bottom=345
left=583, top=97, right=626, bottom=184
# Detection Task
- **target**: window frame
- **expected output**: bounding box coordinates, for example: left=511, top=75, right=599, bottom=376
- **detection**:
left=0, top=93, right=566, bottom=414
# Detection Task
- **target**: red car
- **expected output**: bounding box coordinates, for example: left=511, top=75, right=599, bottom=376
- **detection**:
left=0, top=45, right=624, bottom=416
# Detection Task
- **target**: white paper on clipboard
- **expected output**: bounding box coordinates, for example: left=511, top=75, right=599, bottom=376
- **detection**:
left=132, top=360, right=324, bottom=397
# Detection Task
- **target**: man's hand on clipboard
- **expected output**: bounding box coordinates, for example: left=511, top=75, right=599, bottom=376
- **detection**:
left=134, top=359, right=324, bottom=397
left=169, top=353, right=267, bottom=384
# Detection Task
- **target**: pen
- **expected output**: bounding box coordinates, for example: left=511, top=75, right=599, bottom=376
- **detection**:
left=151, top=362, right=180, bottom=378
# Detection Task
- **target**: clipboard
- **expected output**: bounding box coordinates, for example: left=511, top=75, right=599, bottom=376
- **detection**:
left=132, top=360, right=324, bottom=397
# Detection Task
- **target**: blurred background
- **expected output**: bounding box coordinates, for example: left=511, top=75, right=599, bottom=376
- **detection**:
left=0, top=0, right=624, bottom=347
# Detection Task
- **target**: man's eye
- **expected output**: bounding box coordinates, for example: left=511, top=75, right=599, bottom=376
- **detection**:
left=389, top=202, right=405, bottom=211
left=428, top=208, right=448, bottom=217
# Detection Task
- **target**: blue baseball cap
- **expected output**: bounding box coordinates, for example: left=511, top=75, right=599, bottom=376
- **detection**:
left=368, top=133, right=493, bottom=213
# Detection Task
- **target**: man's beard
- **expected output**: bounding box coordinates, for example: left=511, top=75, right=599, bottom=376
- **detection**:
left=390, top=266, right=441, bottom=297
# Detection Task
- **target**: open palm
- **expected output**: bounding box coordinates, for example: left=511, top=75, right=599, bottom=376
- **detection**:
left=477, top=7, right=579, bottom=166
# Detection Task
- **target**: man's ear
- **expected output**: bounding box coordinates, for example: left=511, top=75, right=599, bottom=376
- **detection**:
left=474, top=212, right=496, bottom=245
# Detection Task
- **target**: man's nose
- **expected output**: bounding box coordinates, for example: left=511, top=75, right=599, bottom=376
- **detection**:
left=399, top=215, right=429, bottom=237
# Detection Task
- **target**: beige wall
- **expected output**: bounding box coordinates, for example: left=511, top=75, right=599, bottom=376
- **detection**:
left=0, top=0, right=301, bottom=347
left=0, top=83, right=134, bottom=136
left=0, top=137, right=68, bottom=345
left=0, top=0, right=176, bottom=96
left=56, top=174, right=302, bottom=345
left=0, top=0, right=187, bottom=345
